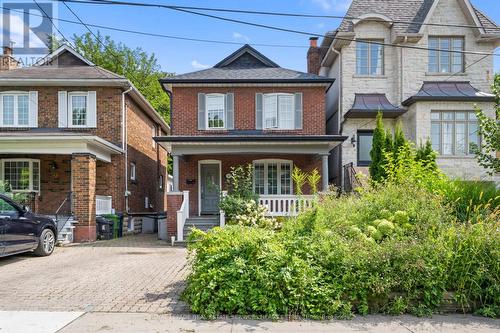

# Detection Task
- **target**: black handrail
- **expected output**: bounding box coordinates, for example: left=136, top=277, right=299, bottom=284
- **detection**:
left=55, top=192, right=73, bottom=233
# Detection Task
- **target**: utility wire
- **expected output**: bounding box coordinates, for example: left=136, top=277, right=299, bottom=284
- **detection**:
left=59, top=0, right=500, bottom=31
left=56, top=0, right=500, bottom=57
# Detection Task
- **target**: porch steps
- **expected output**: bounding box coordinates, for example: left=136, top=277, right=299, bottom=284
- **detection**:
left=183, top=216, right=219, bottom=239
left=50, top=215, right=76, bottom=244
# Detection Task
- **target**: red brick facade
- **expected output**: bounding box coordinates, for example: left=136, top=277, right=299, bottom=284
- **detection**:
left=72, top=153, right=97, bottom=242
left=172, top=86, right=326, bottom=136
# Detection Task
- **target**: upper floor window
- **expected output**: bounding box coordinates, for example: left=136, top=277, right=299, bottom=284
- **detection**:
left=151, top=125, right=157, bottom=148
left=428, top=37, right=464, bottom=73
left=431, top=111, right=478, bottom=156
left=356, top=40, right=384, bottom=76
left=0, top=159, right=40, bottom=192
left=69, top=93, right=87, bottom=127
left=0, top=93, right=29, bottom=127
left=263, top=93, right=294, bottom=130
left=206, top=93, right=225, bottom=129
left=130, top=162, right=136, bottom=181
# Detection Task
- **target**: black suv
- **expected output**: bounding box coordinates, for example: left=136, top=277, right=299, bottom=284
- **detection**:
left=0, top=194, right=57, bottom=257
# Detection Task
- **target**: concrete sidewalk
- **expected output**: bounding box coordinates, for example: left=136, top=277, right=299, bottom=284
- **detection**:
left=58, top=312, right=499, bottom=333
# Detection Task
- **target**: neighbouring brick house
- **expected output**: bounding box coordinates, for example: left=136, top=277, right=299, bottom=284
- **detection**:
left=308, top=0, right=499, bottom=187
left=0, top=45, right=169, bottom=242
left=156, top=45, right=346, bottom=241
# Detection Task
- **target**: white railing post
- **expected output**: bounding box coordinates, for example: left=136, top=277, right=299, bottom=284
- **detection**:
left=176, top=191, right=190, bottom=242
left=219, top=191, right=227, bottom=227
left=258, top=195, right=314, bottom=217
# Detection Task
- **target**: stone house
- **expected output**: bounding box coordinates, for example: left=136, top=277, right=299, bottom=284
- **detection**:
left=0, top=45, right=169, bottom=242
left=307, top=0, right=499, bottom=187
left=156, top=44, right=346, bottom=241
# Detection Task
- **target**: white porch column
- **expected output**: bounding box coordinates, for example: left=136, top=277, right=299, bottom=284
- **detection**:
left=172, top=154, right=180, bottom=192
left=321, top=154, right=329, bottom=192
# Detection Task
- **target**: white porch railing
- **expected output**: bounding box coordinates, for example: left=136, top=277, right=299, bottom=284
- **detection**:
left=220, top=191, right=227, bottom=227
left=259, top=195, right=314, bottom=216
left=96, top=195, right=112, bottom=215
left=176, top=191, right=189, bottom=242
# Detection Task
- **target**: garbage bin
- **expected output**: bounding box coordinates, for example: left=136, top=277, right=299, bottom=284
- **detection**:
left=96, top=216, right=113, bottom=240
left=103, top=214, right=120, bottom=239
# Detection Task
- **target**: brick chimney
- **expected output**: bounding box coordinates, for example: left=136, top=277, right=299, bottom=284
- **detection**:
left=307, top=37, right=321, bottom=75
left=0, top=46, right=19, bottom=71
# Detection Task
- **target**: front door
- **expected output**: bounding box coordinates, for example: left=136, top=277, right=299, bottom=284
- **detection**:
left=200, top=163, right=220, bottom=214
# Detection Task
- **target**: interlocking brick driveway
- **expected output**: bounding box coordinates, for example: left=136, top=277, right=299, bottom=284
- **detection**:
left=0, top=234, right=189, bottom=314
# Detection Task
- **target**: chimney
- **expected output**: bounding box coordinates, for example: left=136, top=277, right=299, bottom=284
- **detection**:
left=0, top=45, right=19, bottom=71
left=307, top=37, right=321, bottom=75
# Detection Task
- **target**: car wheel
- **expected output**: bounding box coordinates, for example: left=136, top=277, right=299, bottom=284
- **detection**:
left=34, top=229, right=56, bottom=256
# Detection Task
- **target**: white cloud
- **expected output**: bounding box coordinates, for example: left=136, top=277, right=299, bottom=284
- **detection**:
left=312, top=0, right=352, bottom=12
left=232, top=32, right=250, bottom=42
left=191, top=60, right=210, bottom=69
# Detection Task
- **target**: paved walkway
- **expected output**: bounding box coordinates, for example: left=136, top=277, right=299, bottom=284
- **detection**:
left=0, top=234, right=188, bottom=314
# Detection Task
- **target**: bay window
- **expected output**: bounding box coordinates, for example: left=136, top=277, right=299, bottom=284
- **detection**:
left=0, top=159, right=40, bottom=192
left=428, top=37, right=464, bottom=73
left=253, top=160, right=292, bottom=195
left=262, top=93, right=294, bottom=129
left=430, top=111, right=479, bottom=156
left=0, top=93, right=30, bottom=127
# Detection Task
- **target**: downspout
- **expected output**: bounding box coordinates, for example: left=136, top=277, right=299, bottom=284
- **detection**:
left=122, top=85, right=133, bottom=213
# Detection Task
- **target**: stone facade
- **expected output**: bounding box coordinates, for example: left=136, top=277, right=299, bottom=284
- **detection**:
left=320, top=0, right=498, bottom=182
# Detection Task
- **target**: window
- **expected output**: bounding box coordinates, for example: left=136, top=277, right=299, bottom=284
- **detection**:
left=0, top=159, right=40, bottom=192
left=159, top=174, right=164, bottom=190
left=206, top=93, right=225, bottom=129
left=356, top=40, right=384, bottom=75
left=69, top=93, right=88, bottom=127
left=0, top=197, right=18, bottom=217
left=130, top=162, right=136, bottom=181
left=253, top=160, right=292, bottom=195
left=0, top=93, right=29, bottom=127
left=431, top=111, right=478, bottom=156
left=357, top=131, right=374, bottom=166
left=428, top=37, right=464, bottom=73
left=262, top=93, right=295, bottom=130
left=151, top=125, right=157, bottom=148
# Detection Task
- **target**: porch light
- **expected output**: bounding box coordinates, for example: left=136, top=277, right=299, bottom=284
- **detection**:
left=351, top=135, right=356, bottom=147
left=49, top=161, right=58, bottom=172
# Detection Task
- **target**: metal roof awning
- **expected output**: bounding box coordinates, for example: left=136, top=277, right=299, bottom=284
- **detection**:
left=345, top=94, right=407, bottom=118
left=154, top=134, right=347, bottom=155
left=402, top=81, right=495, bottom=106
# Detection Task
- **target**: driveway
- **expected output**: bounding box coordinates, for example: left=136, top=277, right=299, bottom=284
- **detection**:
left=0, top=234, right=189, bottom=314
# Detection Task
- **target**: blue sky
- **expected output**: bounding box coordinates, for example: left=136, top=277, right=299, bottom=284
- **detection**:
left=4, top=0, right=500, bottom=74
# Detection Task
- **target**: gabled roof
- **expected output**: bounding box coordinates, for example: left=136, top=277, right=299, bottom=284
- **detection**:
left=336, top=0, right=497, bottom=35
left=34, top=44, right=95, bottom=66
left=402, top=81, right=495, bottom=106
left=161, top=44, right=334, bottom=85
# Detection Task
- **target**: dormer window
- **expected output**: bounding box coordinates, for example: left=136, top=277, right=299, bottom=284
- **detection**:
left=356, top=40, right=384, bottom=76
left=428, top=37, right=464, bottom=73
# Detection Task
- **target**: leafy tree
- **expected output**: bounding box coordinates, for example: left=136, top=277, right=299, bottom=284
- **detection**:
left=369, top=111, right=386, bottom=182
left=471, top=74, right=500, bottom=174
left=416, top=139, right=438, bottom=172
left=54, top=32, right=172, bottom=123
left=393, top=121, right=406, bottom=158
left=385, top=129, right=394, bottom=153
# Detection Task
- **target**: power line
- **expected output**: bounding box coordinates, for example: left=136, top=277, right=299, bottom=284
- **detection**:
left=56, top=0, right=500, bottom=57
left=32, top=0, right=72, bottom=47
left=58, top=0, right=500, bottom=31
left=0, top=5, right=308, bottom=49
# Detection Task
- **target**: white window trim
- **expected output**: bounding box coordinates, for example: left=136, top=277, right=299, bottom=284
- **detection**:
left=0, top=158, right=40, bottom=193
left=0, top=91, right=30, bottom=128
left=431, top=110, right=479, bottom=156
left=130, top=162, right=136, bottom=181
left=205, top=93, right=226, bottom=130
left=68, top=91, right=89, bottom=128
left=159, top=174, right=164, bottom=190
left=262, top=93, right=295, bottom=130
left=252, top=159, right=293, bottom=195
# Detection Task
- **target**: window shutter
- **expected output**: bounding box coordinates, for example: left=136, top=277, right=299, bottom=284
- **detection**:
left=225, top=93, right=234, bottom=130
left=198, top=93, right=206, bottom=130
left=255, top=93, right=263, bottom=130
left=294, top=93, right=303, bottom=130
left=58, top=91, right=68, bottom=127
left=87, top=91, right=97, bottom=127
left=28, top=91, right=38, bottom=128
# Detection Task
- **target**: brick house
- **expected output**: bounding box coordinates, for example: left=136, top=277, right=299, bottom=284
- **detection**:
left=156, top=45, right=346, bottom=241
left=308, top=0, right=499, bottom=187
left=0, top=45, right=169, bottom=242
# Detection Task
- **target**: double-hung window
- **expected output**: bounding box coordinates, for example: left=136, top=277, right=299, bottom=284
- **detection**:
left=253, top=160, right=292, bottom=195
left=0, top=159, right=40, bottom=192
left=206, top=93, right=225, bottom=129
left=0, top=93, right=30, bottom=127
left=356, top=40, right=384, bottom=75
left=59, top=91, right=96, bottom=128
left=69, top=92, right=88, bottom=127
left=431, top=111, right=479, bottom=156
left=262, top=93, right=294, bottom=130
left=428, top=37, right=464, bottom=73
